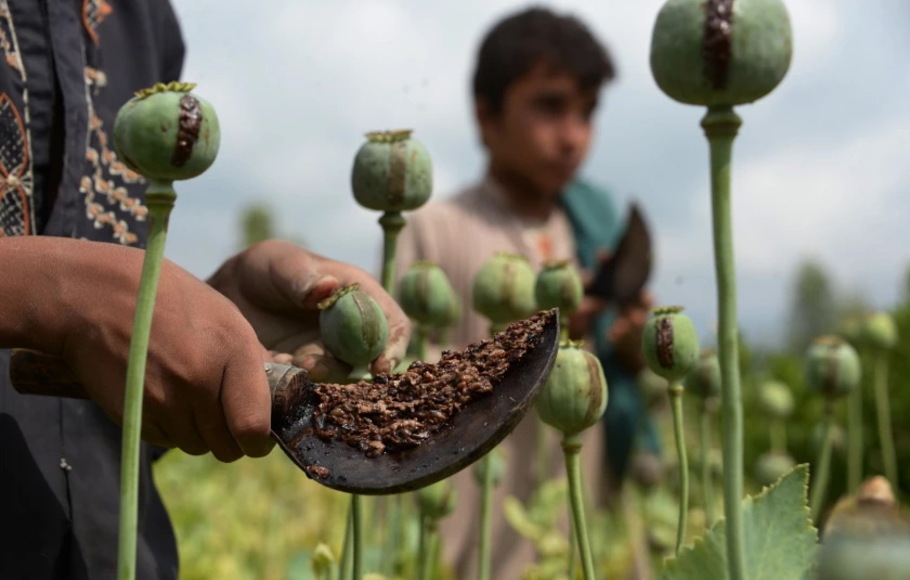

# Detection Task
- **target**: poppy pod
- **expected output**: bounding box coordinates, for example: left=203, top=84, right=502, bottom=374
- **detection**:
left=804, top=335, right=861, bottom=399
left=351, top=129, right=433, bottom=212
left=472, top=252, right=537, bottom=326
left=650, top=0, right=793, bottom=106
left=113, top=82, right=220, bottom=181
left=643, top=306, right=700, bottom=382
left=318, top=284, right=389, bottom=376
left=536, top=342, right=608, bottom=438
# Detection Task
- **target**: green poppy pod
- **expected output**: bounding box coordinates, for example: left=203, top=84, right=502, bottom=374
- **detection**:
left=534, top=260, right=583, bottom=316
left=417, top=479, right=457, bottom=520
left=804, top=335, right=861, bottom=399
left=113, top=82, right=220, bottom=181
left=311, top=544, right=336, bottom=577
left=536, top=341, right=608, bottom=438
left=861, top=312, right=898, bottom=351
left=441, top=294, right=463, bottom=329
left=472, top=252, right=537, bottom=326
left=397, top=261, right=458, bottom=329
left=318, top=284, right=389, bottom=376
left=473, top=449, right=505, bottom=487
left=684, top=349, right=721, bottom=399
left=649, top=0, right=793, bottom=107
left=643, top=306, right=700, bottom=382
left=752, top=451, right=796, bottom=487
left=756, top=380, right=795, bottom=420
left=351, top=130, right=433, bottom=212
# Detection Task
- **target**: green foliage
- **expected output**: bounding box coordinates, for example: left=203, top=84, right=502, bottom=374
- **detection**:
left=503, top=478, right=571, bottom=579
left=743, top=296, right=910, bottom=505
left=154, top=450, right=350, bottom=580
left=658, top=465, right=817, bottom=580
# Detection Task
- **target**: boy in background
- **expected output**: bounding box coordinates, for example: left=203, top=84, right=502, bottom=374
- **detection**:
left=397, top=7, right=654, bottom=578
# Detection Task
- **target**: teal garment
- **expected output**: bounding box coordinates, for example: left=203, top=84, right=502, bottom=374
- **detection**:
left=560, top=178, right=661, bottom=482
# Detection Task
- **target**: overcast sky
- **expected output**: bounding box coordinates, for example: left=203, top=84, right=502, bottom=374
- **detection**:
left=165, top=0, right=910, bottom=347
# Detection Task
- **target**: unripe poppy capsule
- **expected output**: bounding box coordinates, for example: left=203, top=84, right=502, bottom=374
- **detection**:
left=804, top=335, right=861, bottom=399
left=862, top=312, right=898, bottom=351
left=536, top=341, right=608, bottom=438
left=397, top=261, right=458, bottom=329
left=650, top=0, right=793, bottom=107
left=534, top=260, right=583, bottom=316
left=753, top=451, right=796, bottom=487
left=472, top=252, right=537, bottom=326
left=643, top=306, right=700, bottom=382
left=684, top=349, right=721, bottom=399
left=417, top=479, right=457, bottom=520
left=113, top=82, right=220, bottom=181
left=757, top=380, right=794, bottom=420
left=318, top=284, right=389, bottom=376
left=351, top=129, right=433, bottom=212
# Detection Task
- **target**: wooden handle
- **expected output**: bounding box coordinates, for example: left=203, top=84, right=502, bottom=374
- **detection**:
left=9, top=349, right=310, bottom=403
left=9, top=349, right=89, bottom=399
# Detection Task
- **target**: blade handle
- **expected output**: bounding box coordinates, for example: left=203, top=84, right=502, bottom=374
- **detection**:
left=9, top=348, right=308, bottom=401
left=9, top=348, right=87, bottom=398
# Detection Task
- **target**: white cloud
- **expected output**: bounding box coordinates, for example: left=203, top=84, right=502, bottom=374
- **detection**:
left=733, top=119, right=910, bottom=277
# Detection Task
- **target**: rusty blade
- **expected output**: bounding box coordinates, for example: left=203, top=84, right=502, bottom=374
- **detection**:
left=271, top=309, right=561, bottom=495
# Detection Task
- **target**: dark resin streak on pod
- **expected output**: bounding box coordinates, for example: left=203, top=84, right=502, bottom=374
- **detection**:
left=704, top=0, right=735, bottom=89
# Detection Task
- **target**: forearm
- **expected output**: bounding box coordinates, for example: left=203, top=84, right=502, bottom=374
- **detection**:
left=0, top=237, right=96, bottom=353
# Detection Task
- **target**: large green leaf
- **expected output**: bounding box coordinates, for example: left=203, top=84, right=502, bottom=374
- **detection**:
left=659, top=464, right=817, bottom=580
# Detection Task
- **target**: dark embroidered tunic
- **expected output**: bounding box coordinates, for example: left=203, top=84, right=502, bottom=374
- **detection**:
left=0, top=1, right=185, bottom=578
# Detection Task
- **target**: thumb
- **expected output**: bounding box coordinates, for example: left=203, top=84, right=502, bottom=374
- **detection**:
left=292, top=275, right=340, bottom=309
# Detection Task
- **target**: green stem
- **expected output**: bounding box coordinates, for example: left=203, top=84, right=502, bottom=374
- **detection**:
left=378, top=212, right=406, bottom=578
left=567, top=503, right=577, bottom=579
left=699, top=403, right=716, bottom=527
left=477, top=454, right=494, bottom=580
left=563, top=436, right=596, bottom=580
left=536, top=417, right=549, bottom=488
left=414, top=326, right=428, bottom=361
left=379, top=211, right=406, bottom=293
left=117, top=183, right=175, bottom=580
left=847, top=381, right=863, bottom=492
left=809, top=403, right=836, bottom=521
left=417, top=513, right=428, bottom=580
left=770, top=419, right=787, bottom=455
left=339, top=502, right=352, bottom=580
left=383, top=495, right=403, bottom=576
left=417, top=515, right=436, bottom=580
left=702, top=106, right=745, bottom=580
left=352, top=494, right=363, bottom=580
left=874, top=351, right=898, bottom=486
left=429, top=524, right=442, bottom=578
left=669, top=381, right=689, bottom=554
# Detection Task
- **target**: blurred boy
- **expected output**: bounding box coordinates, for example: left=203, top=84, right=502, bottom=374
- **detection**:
left=397, top=7, right=652, bottom=578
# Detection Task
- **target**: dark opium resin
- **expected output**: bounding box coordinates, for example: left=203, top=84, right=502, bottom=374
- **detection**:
left=304, top=311, right=548, bottom=458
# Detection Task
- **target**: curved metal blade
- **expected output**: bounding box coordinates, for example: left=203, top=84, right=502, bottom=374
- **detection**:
left=586, top=202, right=653, bottom=306
left=270, top=310, right=560, bottom=495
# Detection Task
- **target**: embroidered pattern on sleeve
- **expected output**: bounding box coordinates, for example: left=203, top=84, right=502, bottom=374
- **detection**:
left=0, top=1, right=35, bottom=237
left=82, top=0, right=112, bottom=46
left=80, top=67, right=147, bottom=245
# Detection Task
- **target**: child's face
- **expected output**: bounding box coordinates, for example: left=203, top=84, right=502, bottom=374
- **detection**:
left=479, top=60, right=600, bottom=197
